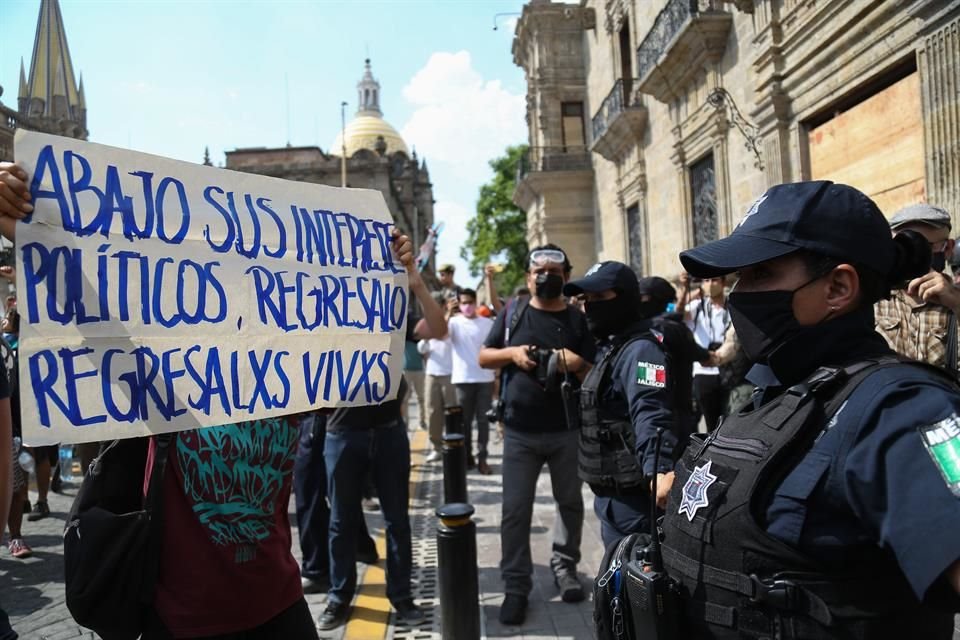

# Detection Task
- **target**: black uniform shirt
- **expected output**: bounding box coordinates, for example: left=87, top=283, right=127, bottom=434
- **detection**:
left=756, top=313, right=960, bottom=601
left=597, top=326, right=677, bottom=477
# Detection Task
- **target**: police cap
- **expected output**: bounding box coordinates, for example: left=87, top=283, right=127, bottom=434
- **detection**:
left=563, top=261, right=639, bottom=298
left=680, top=181, right=894, bottom=279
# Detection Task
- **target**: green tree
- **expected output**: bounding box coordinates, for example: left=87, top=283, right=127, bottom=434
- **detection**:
left=461, top=144, right=529, bottom=296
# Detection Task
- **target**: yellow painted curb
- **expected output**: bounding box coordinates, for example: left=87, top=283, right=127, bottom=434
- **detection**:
left=342, top=427, right=430, bottom=639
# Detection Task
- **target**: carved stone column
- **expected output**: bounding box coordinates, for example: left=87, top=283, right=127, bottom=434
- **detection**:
left=915, top=3, right=960, bottom=222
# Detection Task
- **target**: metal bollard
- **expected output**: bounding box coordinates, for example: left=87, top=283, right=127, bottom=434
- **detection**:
left=442, top=433, right=468, bottom=504
left=436, top=503, right=480, bottom=640
left=444, top=405, right=464, bottom=436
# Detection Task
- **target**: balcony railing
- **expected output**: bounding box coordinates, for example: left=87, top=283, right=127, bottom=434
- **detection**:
left=517, top=146, right=591, bottom=182
left=635, top=0, right=731, bottom=103
left=590, top=79, right=647, bottom=161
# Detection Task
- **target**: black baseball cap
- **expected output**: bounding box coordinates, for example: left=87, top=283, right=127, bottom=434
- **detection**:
left=637, top=276, right=677, bottom=305
left=680, top=181, right=895, bottom=278
left=563, top=261, right=639, bottom=297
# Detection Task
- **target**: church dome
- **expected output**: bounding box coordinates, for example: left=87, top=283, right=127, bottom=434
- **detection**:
left=330, top=59, right=409, bottom=157
left=331, top=115, right=408, bottom=157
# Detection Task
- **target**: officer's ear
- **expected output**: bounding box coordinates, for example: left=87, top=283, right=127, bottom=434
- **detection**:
left=823, top=264, right=859, bottom=316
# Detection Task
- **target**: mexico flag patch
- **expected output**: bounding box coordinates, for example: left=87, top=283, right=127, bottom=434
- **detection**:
left=919, top=415, right=960, bottom=498
left=636, top=362, right=666, bottom=388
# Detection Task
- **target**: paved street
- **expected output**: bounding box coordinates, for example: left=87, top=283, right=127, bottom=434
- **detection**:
left=3, top=411, right=960, bottom=639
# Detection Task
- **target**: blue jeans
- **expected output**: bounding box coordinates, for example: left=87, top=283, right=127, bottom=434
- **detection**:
left=325, top=421, right=412, bottom=606
left=294, top=414, right=377, bottom=581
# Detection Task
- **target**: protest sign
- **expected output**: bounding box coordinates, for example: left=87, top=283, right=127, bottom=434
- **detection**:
left=14, top=130, right=408, bottom=445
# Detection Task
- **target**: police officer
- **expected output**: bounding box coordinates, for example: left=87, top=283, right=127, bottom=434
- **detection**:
left=638, top=276, right=713, bottom=452
left=562, top=262, right=677, bottom=548
left=659, top=181, right=960, bottom=639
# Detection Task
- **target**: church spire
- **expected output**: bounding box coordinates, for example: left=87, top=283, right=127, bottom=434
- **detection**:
left=356, top=58, right=382, bottom=117
left=18, top=59, right=28, bottom=101
left=24, top=0, right=82, bottom=119
left=20, top=0, right=87, bottom=139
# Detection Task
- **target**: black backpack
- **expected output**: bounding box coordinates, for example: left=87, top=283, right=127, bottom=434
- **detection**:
left=594, top=532, right=650, bottom=640
left=64, top=434, right=173, bottom=640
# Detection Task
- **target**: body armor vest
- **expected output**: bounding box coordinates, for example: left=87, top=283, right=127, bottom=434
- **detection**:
left=579, top=331, right=657, bottom=496
left=661, top=358, right=957, bottom=639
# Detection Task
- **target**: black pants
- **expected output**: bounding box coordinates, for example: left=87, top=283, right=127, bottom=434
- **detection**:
left=143, top=597, right=318, bottom=639
left=693, top=374, right=724, bottom=432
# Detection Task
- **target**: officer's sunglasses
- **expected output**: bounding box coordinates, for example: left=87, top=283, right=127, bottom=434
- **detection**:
left=528, top=249, right=566, bottom=268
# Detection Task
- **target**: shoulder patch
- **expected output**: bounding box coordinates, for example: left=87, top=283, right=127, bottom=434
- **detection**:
left=636, top=361, right=666, bottom=388
left=650, top=328, right=664, bottom=344
left=918, top=415, right=960, bottom=498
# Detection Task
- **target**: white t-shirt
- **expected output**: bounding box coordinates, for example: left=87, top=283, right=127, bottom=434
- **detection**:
left=686, top=298, right=729, bottom=376
left=447, top=315, right=496, bottom=384
left=424, top=337, right=453, bottom=376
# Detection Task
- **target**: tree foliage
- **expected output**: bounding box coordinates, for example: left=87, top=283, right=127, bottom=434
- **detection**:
left=461, top=144, right=529, bottom=296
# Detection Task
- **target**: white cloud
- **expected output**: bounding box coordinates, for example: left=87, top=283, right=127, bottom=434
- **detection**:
left=401, top=51, right=525, bottom=170
left=400, top=51, right=526, bottom=282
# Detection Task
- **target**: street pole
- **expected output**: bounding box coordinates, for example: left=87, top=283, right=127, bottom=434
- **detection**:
left=340, top=101, right=348, bottom=188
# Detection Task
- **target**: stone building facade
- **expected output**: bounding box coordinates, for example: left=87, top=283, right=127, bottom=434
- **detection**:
left=513, top=0, right=960, bottom=279
left=225, top=60, right=435, bottom=270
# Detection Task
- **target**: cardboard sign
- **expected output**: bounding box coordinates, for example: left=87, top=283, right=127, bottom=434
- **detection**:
left=14, top=130, right=407, bottom=445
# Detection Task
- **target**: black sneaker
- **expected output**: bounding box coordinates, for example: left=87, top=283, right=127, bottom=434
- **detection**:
left=498, top=593, right=527, bottom=625
left=26, top=501, right=49, bottom=522
left=301, top=576, right=330, bottom=594
left=317, top=601, right=349, bottom=631
left=555, top=572, right=585, bottom=603
left=394, top=598, right=425, bottom=624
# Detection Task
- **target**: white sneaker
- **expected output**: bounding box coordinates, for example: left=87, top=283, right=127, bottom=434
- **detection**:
left=425, top=450, right=442, bottom=463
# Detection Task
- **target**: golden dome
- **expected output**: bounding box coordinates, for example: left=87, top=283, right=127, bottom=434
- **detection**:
left=331, top=115, right=409, bottom=157
left=330, top=59, right=410, bottom=157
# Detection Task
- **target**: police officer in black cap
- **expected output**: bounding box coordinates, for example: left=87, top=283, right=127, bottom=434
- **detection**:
left=657, top=181, right=960, bottom=639
left=638, top=276, right=713, bottom=452
left=562, top=262, right=677, bottom=548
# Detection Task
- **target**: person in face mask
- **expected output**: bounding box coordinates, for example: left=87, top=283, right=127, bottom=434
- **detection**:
left=652, top=181, right=960, bottom=640
left=875, top=203, right=960, bottom=375
left=560, top=262, right=678, bottom=551
left=417, top=288, right=497, bottom=473
left=478, top=244, right=597, bottom=625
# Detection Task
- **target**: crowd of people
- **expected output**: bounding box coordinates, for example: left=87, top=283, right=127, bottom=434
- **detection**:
left=2, top=157, right=960, bottom=639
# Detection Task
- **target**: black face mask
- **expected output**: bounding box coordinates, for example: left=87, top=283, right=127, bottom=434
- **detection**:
left=726, top=276, right=823, bottom=363
left=585, top=296, right=636, bottom=338
left=534, top=273, right=564, bottom=300
left=931, top=252, right=947, bottom=273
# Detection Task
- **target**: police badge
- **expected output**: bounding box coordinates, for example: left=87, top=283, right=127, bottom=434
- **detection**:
left=678, top=460, right=717, bottom=522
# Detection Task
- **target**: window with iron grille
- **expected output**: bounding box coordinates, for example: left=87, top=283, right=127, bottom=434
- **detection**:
left=626, top=203, right=643, bottom=274
left=689, top=154, right=717, bottom=247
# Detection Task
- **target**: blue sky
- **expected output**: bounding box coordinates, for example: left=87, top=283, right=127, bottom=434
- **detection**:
left=1, top=0, right=529, bottom=281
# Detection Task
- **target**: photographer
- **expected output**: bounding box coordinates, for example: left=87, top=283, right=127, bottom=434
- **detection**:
left=479, top=244, right=596, bottom=625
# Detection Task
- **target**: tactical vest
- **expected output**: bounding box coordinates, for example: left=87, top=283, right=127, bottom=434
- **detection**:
left=661, top=358, right=957, bottom=640
left=579, top=331, right=659, bottom=496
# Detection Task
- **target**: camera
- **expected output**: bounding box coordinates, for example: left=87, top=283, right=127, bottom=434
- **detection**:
left=527, top=346, right=553, bottom=387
